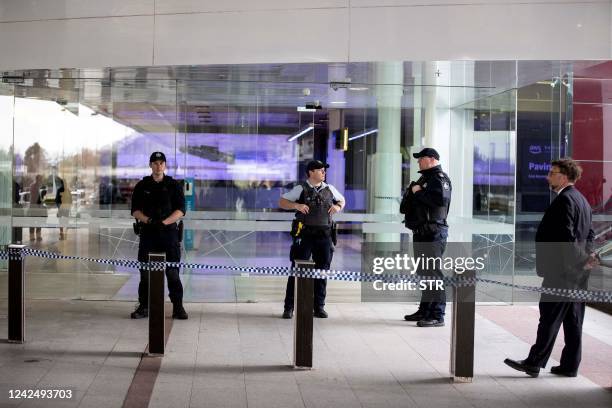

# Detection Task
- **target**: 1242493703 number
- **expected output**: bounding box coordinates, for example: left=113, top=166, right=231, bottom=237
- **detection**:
left=9, top=389, right=73, bottom=399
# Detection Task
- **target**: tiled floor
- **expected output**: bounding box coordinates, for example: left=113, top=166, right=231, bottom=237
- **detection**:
left=0, top=300, right=610, bottom=408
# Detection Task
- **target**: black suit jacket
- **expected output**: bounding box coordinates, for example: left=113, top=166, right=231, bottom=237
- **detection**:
left=535, top=185, right=594, bottom=290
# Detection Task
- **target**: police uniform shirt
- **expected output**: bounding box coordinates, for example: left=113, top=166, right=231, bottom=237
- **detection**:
left=131, top=175, right=186, bottom=219
left=282, top=180, right=345, bottom=205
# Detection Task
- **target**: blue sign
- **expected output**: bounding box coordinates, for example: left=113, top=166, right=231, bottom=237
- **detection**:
left=184, top=177, right=195, bottom=250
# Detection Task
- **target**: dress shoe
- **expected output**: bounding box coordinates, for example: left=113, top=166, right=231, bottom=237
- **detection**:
left=404, top=311, right=424, bottom=321
left=417, top=318, right=444, bottom=327
left=282, top=308, right=293, bottom=319
left=130, top=304, right=148, bottom=319
left=550, top=366, right=577, bottom=377
left=503, top=358, right=540, bottom=377
left=313, top=307, right=328, bottom=318
left=172, top=303, right=188, bottom=320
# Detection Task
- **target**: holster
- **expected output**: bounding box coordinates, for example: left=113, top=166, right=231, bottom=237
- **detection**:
left=133, top=221, right=141, bottom=236
left=290, top=219, right=304, bottom=238
left=331, top=221, right=338, bottom=246
left=177, top=220, right=184, bottom=243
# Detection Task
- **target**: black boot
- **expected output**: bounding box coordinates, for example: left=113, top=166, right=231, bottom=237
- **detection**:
left=130, top=304, right=148, bottom=319
left=313, top=306, right=328, bottom=318
left=404, top=310, right=424, bottom=321
left=172, top=302, right=188, bottom=320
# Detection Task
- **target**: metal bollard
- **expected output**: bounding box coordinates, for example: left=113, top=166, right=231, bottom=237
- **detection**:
left=293, top=259, right=315, bottom=369
left=450, top=269, right=475, bottom=382
left=8, top=244, right=26, bottom=343
left=148, top=252, right=166, bottom=356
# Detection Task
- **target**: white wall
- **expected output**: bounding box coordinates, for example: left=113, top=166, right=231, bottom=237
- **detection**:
left=0, top=0, right=610, bottom=70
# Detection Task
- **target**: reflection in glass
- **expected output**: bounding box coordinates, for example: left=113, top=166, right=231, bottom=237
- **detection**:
left=1, top=61, right=608, bottom=305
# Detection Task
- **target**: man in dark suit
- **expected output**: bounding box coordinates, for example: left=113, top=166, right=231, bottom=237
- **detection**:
left=504, top=158, right=597, bottom=378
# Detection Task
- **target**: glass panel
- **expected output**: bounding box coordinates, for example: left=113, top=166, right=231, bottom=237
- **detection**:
left=176, top=77, right=328, bottom=302
left=80, top=78, right=178, bottom=300
left=11, top=77, right=177, bottom=300
left=12, top=77, right=82, bottom=298
left=448, top=61, right=518, bottom=303
left=0, top=82, right=14, bottom=299
left=569, top=61, right=612, bottom=298
left=2, top=60, right=607, bottom=306
left=0, top=83, right=14, bottom=248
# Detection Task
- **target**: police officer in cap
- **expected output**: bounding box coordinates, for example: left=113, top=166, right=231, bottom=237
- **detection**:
left=130, top=151, right=188, bottom=320
left=280, top=160, right=345, bottom=319
left=400, top=148, right=452, bottom=327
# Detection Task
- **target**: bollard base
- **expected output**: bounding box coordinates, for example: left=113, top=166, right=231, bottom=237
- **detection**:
left=148, top=253, right=166, bottom=356
left=293, top=260, right=315, bottom=369
left=452, top=376, right=473, bottom=383
left=7, top=339, right=25, bottom=344
left=293, top=365, right=313, bottom=371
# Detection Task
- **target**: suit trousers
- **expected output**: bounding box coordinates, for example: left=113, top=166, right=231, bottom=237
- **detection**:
left=526, top=298, right=585, bottom=372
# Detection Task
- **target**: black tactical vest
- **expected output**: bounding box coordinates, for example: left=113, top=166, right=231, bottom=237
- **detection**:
left=140, top=176, right=175, bottom=220
left=295, top=182, right=334, bottom=227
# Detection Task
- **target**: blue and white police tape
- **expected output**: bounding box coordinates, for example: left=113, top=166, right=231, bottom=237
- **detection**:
left=1, top=248, right=611, bottom=303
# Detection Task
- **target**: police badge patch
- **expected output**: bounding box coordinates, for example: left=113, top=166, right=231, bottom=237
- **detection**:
left=443, top=181, right=450, bottom=190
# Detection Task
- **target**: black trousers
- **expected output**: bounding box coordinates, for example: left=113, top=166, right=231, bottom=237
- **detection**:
left=526, top=298, right=585, bottom=372
left=284, top=229, right=333, bottom=310
left=137, top=226, right=183, bottom=306
left=413, top=226, right=448, bottom=320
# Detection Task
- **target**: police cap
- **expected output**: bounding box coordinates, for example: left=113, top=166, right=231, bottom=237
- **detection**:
left=412, top=148, right=440, bottom=160
left=149, top=151, right=166, bottom=163
left=306, top=160, right=330, bottom=173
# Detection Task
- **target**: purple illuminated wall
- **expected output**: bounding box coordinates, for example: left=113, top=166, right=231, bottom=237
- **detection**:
left=116, top=132, right=298, bottom=182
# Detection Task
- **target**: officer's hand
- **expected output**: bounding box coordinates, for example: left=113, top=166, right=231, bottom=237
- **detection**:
left=584, top=253, right=599, bottom=270
left=294, top=203, right=309, bottom=214
left=148, top=218, right=164, bottom=230
left=411, top=184, right=422, bottom=193
left=328, top=204, right=341, bottom=215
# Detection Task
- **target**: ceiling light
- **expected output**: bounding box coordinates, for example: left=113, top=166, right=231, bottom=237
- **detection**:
left=349, top=128, right=378, bottom=141
left=330, top=101, right=347, bottom=104
left=288, top=125, right=314, bottom=142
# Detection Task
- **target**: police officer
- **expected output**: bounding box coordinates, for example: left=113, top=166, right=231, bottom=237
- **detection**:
left=130, top=152, right=188, bottom=320
left=281, top=160, right=345, bottom=319
left=400, top=148, right=452, bottom=327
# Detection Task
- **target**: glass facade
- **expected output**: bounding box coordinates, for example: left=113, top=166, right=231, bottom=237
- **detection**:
left=0, top=61, right=610, bottom=303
